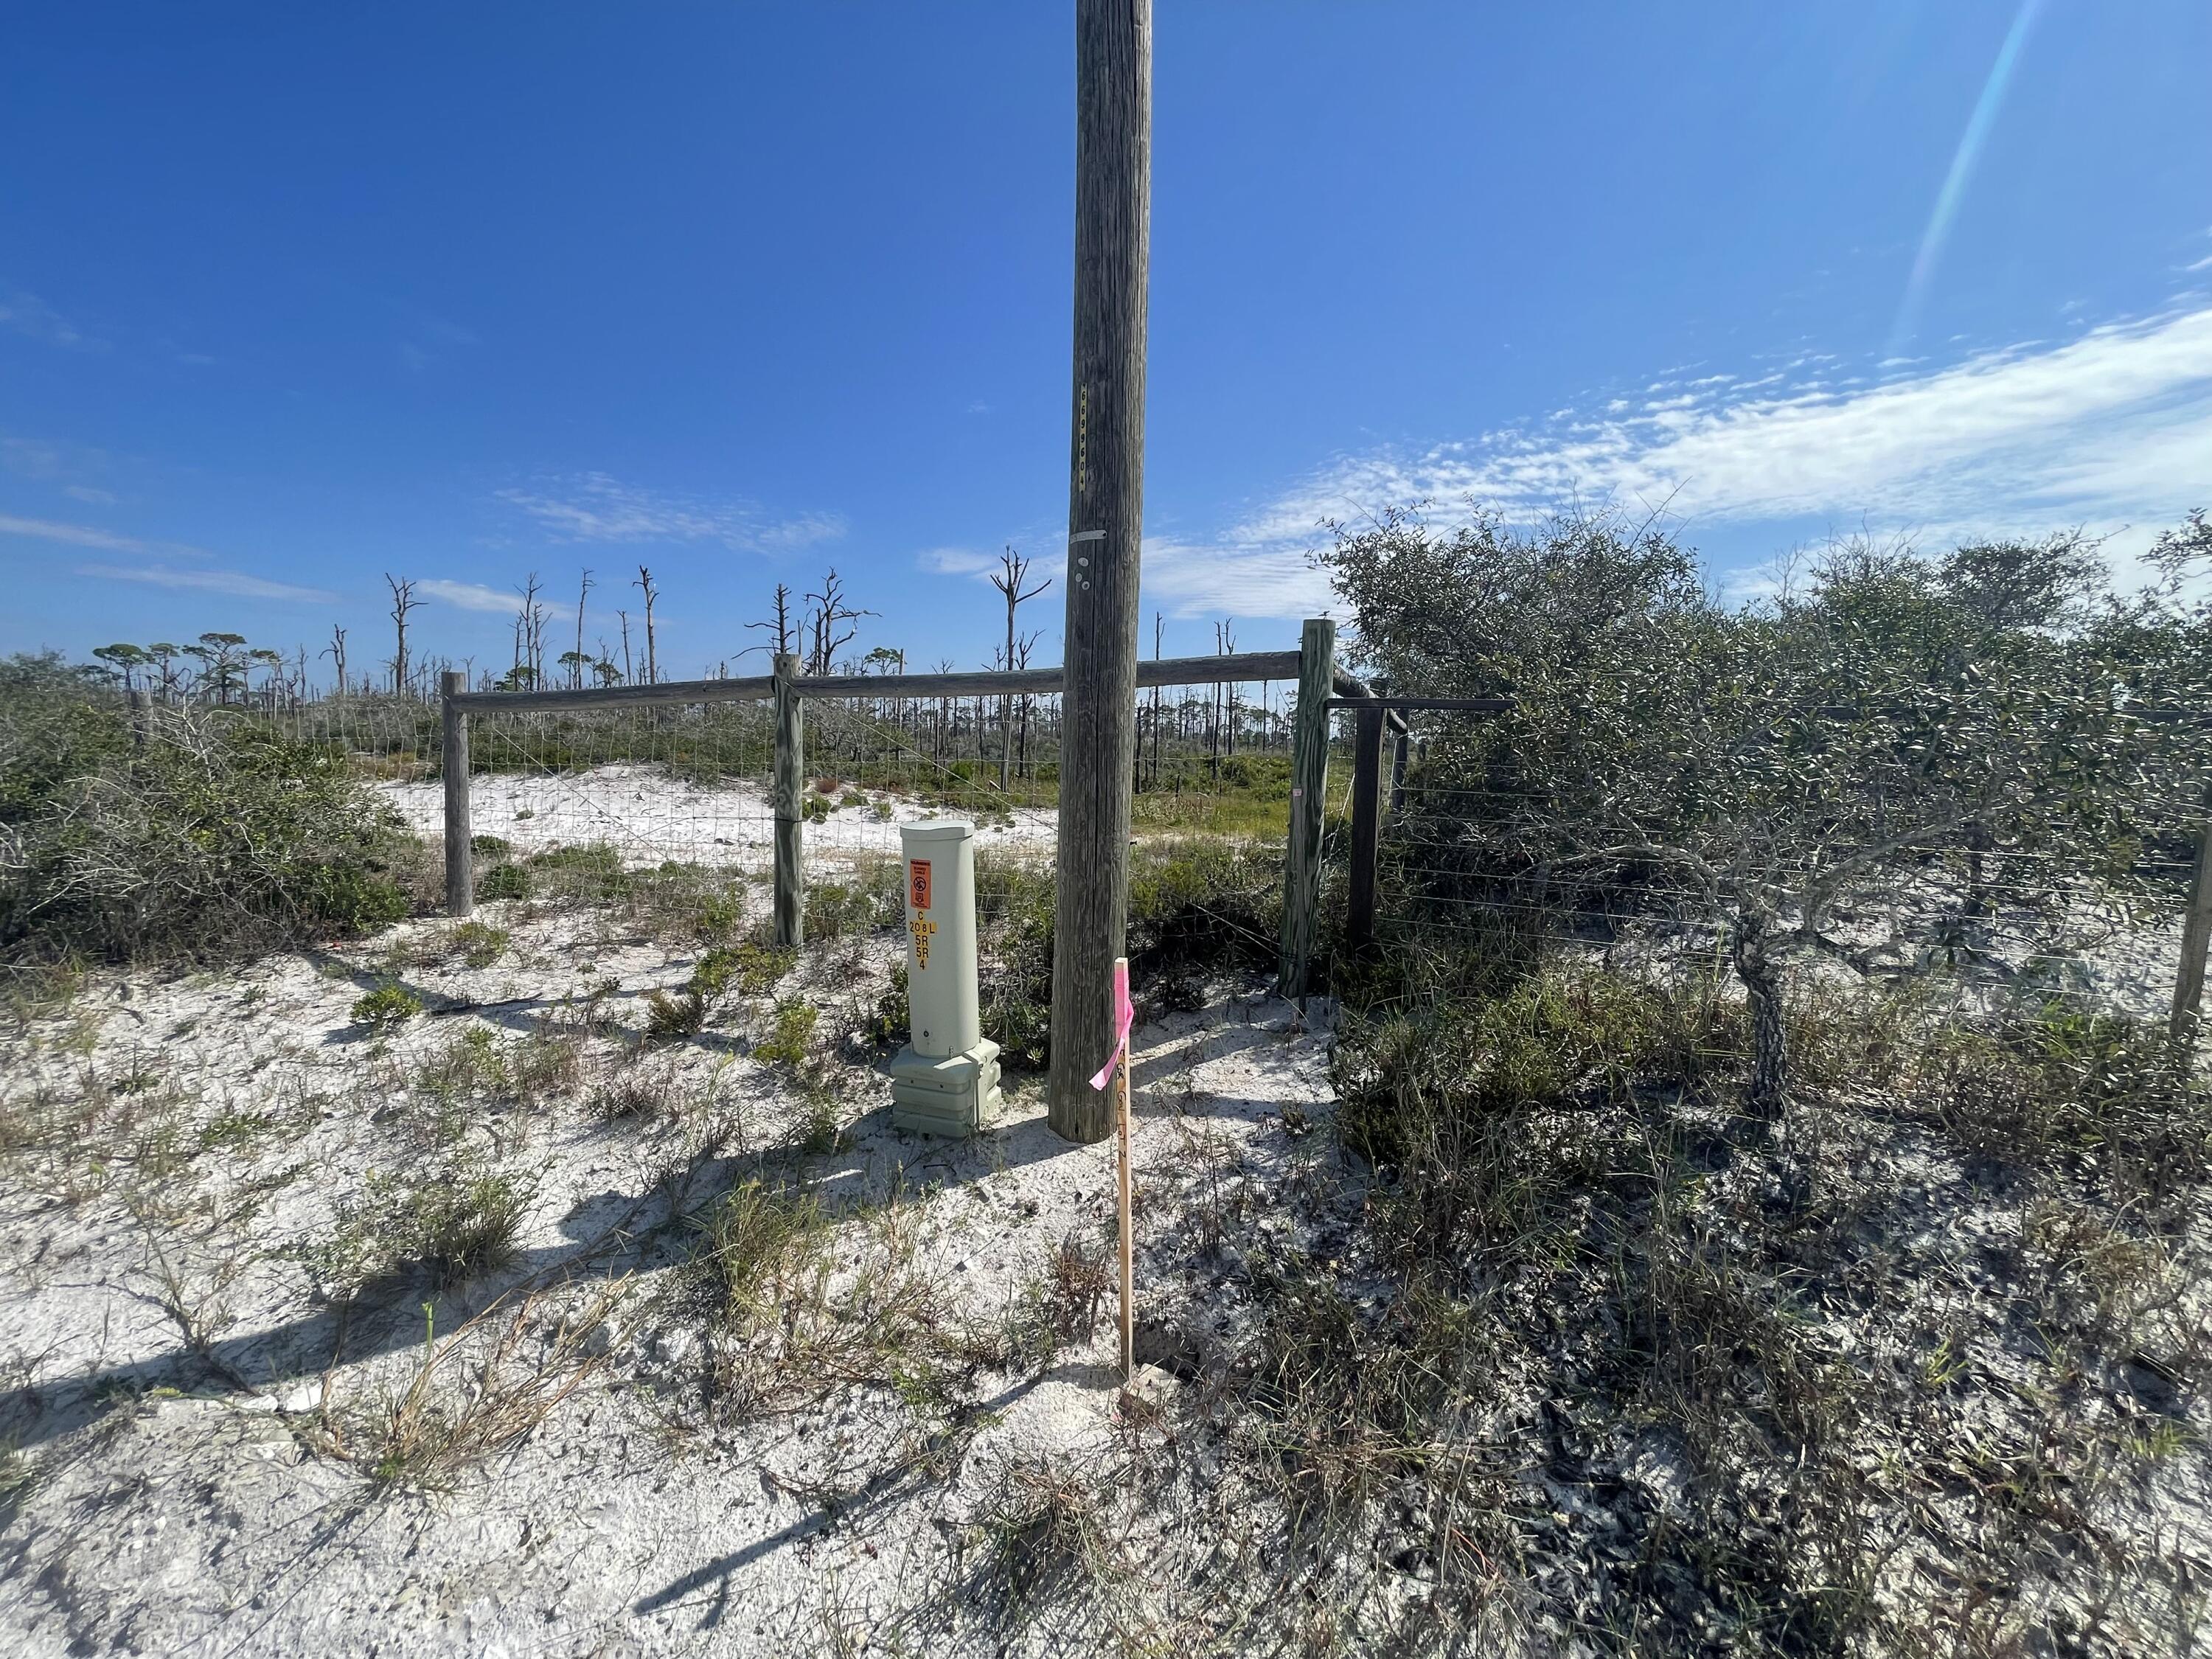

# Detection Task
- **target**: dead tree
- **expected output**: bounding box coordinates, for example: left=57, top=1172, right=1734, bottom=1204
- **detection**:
left=803, top=568, right=872, bottom=675
left=322, top=626, right=349, bottom=698
left=1014, top=630, right=1044, bottom=779
left=634, top=566, right=660, bottom=685
left=385, top=575, right=418, bottom=697
left=748, top=583, right=795, bottom=659
left=616, top=610, right=633, bottom=684
left=515, top=572, right=547, bottom=687
left=572, top=568, right=594, bottom=689
left=989, top=547, right=1052, bottom=790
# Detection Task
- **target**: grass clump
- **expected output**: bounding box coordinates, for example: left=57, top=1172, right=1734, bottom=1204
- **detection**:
left=448, top=920, right=509, bottom=968
left=412, top=1023, right=579, bottom=1108
left=864, top=961, right=910, bottom=1048
left=312, top=1288, right=618, bottom=1492
left=310, top=1160, right=537, bottom=1298
left=967, top=1453, right=1122, bottom=1625
left=683, top=1182, right=987, bottom=1424
left=644, top=940, right=768, bottom=1038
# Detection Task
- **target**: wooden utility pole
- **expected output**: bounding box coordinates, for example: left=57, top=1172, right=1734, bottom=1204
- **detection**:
left=1048, top=0, right=1151, bottom=1144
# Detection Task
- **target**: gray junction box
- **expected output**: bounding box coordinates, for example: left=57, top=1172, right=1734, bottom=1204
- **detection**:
left=886, top=818, right=1002, bottom=1136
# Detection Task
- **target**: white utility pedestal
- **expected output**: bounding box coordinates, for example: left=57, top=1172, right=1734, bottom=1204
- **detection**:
left=886, top=818, right=1002, bottom=1136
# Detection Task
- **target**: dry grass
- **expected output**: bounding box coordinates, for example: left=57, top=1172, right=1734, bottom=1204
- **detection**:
left=307, top=1286, right=622, bottom=1491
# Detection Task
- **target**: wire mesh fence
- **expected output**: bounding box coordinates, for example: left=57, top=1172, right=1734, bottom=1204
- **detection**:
left=1349, top=701, right=2212, bottom=1031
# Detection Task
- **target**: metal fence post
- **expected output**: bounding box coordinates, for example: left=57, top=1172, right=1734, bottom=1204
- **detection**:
left=1277, top=617, right=1335, bottom=1000
left=773, top=652, right=804, bottom=949
left=440, top=669, right=473, bottom=917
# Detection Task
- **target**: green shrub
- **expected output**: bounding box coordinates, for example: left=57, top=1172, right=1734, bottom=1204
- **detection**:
left=733, top=941, right=796, bottom=995
left=468, top=834, right=512, bottom=857
left=754, top=1001, right=818, bottom=1067
left=1, top=695, right=414, bottom=961
left=524, top=843, right=630, bottom=900
left=352, top=984, right=425, bottom=1029
left=807, top=869, right=902, bottom=939
left=478, top=863, right=532, bottom=901
left=0, top=654, right=130, bottom=823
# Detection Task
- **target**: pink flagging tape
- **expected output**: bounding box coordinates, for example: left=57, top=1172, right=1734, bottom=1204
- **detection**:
left=1088, top=958, right=1135, bottom=1091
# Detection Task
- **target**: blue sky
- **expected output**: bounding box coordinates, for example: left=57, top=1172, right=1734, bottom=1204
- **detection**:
left=3, top=2, right=2208, bottom=681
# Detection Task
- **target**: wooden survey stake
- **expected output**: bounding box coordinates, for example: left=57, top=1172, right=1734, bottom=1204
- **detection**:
left=1115, top=956, right=1134, bottom=1380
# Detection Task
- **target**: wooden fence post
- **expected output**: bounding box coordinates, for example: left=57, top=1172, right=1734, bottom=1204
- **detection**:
left=773, top=651, right=804, bottom=949
left=2172, top=814, right=2212, bottom=1044
left=1346, top=698, right=1385, bottom=950
left=440, top=669, right=473, bottom=917
left=1277, top=617, right=1335, bottom=1000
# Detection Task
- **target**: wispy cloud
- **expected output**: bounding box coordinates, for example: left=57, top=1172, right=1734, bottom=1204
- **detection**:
left=0, top=514, right=207, bottom=558
left=917, top=547, right=1001, bottom=578
left=1145, top=303, right=2212, bottom=619
left=1, top=434, right=112, bottom=487
left=495, top=473, right=845, bottom=554
left=418, top=577, right=518, bottom=613
left=77, top=564, right=334, bottom=603
left=0, top=289, right=105, bottom=350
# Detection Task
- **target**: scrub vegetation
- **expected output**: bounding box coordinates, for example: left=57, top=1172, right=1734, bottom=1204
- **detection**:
left=2, top=509, right=2210, bottom=1656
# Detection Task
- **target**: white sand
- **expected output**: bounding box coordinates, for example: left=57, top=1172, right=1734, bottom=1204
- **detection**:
left=379, top=764, right=1060, bottom=873
left=0, top=902, right=1325, bottom=1656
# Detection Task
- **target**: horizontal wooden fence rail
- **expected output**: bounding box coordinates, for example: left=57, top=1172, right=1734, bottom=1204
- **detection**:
left=447, top=649, right=1306, bottom=714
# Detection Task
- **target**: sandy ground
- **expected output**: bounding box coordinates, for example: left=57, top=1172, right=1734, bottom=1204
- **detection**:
left=0, top=898, right=1326, bottom=1658
left=379, top=766, right=1060, bottom=874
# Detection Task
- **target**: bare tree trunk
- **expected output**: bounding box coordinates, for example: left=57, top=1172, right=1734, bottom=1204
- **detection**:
left=1732, top=908, right=1787, bottom=1119
left=386, top=575, right=417, bottom=697
left=635, top=566, right=658, bottom=684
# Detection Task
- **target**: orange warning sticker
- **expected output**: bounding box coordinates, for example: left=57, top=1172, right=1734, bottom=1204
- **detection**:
left=908, top=859, right=932, bottom=911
